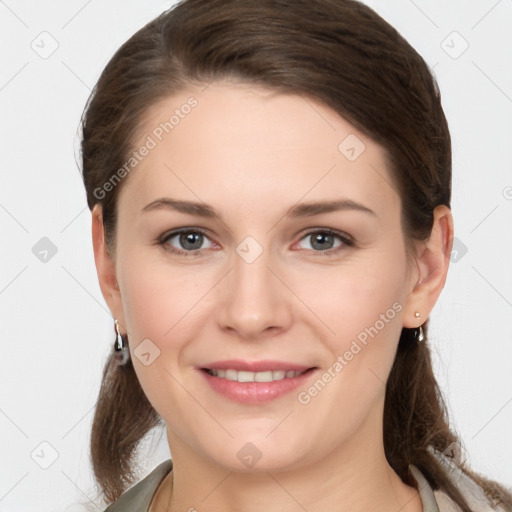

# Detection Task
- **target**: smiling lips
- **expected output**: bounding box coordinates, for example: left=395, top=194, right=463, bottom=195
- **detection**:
left=199, top=360, right=317, bottom=404
left=205, top=368, right=307, bottom=382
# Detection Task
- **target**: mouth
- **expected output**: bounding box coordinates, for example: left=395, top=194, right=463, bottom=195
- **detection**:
left=198, top=361, right=318, bottom=404
left=201, top=367, right=313, bottom=382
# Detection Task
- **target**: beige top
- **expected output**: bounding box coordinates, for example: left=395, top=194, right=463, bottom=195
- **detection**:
left=103, top=459, right=506, bottom=512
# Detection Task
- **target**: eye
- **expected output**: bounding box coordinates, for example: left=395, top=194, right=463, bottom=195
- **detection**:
left=296, top=229, right=353, bottom=254
left=158, top=227, right=353, bottom=257
left=160, top=228, right=215, bottom=255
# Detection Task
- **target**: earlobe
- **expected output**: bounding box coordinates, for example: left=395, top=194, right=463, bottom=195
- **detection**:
left=402, top=205, right=454, bottom=328
left=91, top=205, right=125, bottom=324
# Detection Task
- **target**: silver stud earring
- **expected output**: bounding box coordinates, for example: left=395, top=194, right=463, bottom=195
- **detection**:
left=114, top=319, right=130, bottom=365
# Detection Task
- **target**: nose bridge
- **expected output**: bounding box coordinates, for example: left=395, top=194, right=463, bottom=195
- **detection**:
left=216, top=237, right=292, bottom=338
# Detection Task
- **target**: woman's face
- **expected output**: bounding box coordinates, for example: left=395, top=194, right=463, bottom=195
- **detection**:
left=102, top=82, right=423, bottom=472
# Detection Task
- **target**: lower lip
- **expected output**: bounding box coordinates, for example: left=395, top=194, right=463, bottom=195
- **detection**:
left=199, top=368, right=317, bottom=404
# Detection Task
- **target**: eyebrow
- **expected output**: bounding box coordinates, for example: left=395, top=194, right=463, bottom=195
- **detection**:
left=141, top=198, right=376, bottom=219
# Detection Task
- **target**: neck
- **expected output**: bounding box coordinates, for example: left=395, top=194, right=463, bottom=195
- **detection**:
left=155, top=421, right=422, bottom=512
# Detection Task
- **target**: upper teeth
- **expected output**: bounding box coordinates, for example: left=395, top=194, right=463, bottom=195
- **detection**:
left=207, top=369, right=305, bottom=382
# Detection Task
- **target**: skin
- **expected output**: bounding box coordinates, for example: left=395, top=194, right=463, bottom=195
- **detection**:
left=92, top=82, right=454, bottom=512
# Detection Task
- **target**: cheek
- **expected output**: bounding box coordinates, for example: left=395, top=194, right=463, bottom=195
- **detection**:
left=292, top=244, right=408, bottom=347
left=116, top=254, right=218, bottom=394
left=115, top=256, right=203, bottom=419
left=117, top=249, right=208, bottom=342
left=291, top=244, right=408, bottom=410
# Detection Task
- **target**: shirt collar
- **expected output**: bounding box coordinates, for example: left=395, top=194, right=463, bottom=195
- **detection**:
left=409, top=464, right=442, bottom=512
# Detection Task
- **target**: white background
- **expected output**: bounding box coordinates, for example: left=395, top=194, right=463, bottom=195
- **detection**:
left=0, top=0, right=511, bottom=510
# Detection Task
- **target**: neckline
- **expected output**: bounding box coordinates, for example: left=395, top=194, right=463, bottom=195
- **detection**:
left=107, top=459, right=442, bottom=512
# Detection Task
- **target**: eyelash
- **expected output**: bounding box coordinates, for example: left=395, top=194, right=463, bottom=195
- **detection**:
left=157, top=227, right=354, bottom=257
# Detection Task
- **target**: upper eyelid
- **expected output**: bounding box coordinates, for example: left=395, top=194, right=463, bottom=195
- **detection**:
left=160, top=228, right=215, bottom=247
left=160, top=227, right=213, bottom=243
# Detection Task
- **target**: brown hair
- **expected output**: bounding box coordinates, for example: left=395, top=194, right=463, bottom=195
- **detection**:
left=80, top=0, right=512, bottom=508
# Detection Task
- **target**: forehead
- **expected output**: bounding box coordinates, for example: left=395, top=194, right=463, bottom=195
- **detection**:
left=119, top=82, right=399, bottom=222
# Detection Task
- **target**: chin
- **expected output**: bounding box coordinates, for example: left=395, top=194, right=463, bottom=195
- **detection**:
left=199, top=435, right=309, bottom=474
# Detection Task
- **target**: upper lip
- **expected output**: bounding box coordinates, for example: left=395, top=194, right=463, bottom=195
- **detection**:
left=200, top=360, right=315, bottom=372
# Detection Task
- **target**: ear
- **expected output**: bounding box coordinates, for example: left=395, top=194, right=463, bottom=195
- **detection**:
left=91, top=204, right=126, bottom=332
left=402, top=205, right=454, bottom=328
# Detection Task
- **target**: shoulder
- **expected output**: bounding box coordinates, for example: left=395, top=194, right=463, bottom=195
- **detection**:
left=103, top=459, right=173, bottom=512
left=435, top=464, right=509, bottom=512
left=410, top=462, right=509, bottom=512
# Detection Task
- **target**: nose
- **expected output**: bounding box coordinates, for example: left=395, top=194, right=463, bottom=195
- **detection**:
left=216, top=245, right=293, bottom=340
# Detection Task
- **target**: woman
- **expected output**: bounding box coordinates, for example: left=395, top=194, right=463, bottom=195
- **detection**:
left=80, top=0, right=511, bottom=511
